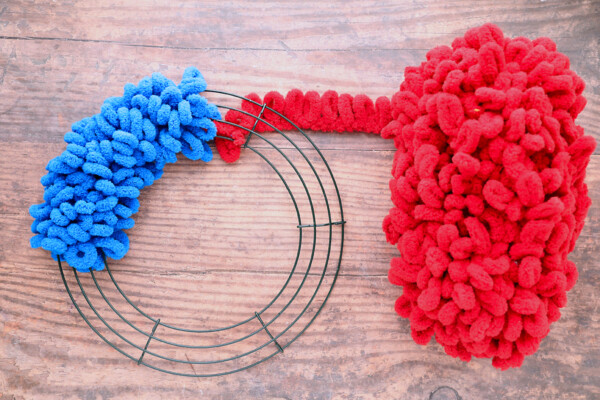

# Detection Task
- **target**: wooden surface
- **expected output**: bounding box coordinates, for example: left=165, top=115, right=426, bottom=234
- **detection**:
left=1, top=1, right=600, bottom=399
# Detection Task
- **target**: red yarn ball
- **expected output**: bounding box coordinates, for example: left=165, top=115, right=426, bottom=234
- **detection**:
left=381, top=23, right=595, bottom=369
left=213, top=23, right=595, bottom=370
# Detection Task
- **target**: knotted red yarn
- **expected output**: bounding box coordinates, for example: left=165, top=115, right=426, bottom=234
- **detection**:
left=214, top=23, right=595, bottom=370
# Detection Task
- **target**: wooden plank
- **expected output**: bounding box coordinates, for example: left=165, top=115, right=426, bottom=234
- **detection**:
left=0, top=35, right=598, bottom=149
left=1, top=0, right=598, bottom=52
left=2, top=142, right=599, bottom=276
left=0, top=37, right=412, bottom=148
left=0, top=263, right=598, bottom=399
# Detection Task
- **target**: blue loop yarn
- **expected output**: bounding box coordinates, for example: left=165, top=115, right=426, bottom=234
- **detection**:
left=29, top=67, right=221, bottom=272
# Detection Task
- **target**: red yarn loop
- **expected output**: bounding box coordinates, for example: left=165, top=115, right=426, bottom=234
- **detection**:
left=214, top=91, right=392, bottom=161
left=214, top=23, right=594, bottom=370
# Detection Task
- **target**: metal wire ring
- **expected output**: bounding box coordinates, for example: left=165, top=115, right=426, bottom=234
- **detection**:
left=58, top=89, right=345, bottom=377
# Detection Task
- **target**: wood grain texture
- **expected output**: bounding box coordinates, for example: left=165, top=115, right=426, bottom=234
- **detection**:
left=1, top=1, right=599, bottom=399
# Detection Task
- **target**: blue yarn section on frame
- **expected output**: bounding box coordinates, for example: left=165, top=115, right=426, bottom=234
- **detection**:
left=29, top=67, right=221, bottom=272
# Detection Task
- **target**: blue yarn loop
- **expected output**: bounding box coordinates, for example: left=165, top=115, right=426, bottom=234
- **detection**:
left=30, top=67, right=221, bottom=272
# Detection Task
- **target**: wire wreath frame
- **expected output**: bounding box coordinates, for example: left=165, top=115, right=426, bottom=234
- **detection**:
left=57, top=89, right=346, bottom=377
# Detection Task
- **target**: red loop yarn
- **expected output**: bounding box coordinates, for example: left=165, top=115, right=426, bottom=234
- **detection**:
left=214, top=23, right=595, bottom=370
left=214, top=90, right=392, bottom=162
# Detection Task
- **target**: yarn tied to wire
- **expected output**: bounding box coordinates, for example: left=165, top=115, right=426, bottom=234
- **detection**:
left=214, top=23, right=595, bottom=370
left=29, top=67, right=221, bottom=272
